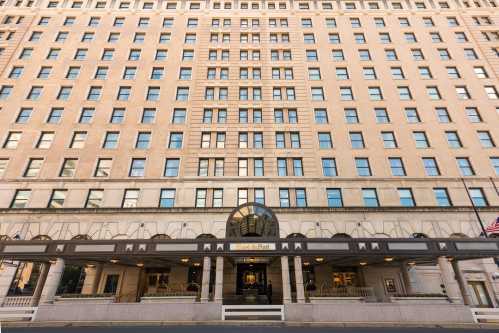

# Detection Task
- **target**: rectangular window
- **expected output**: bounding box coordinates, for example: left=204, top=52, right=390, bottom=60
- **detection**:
left=422, top=157, right=440, bottom=176
left=95, top=158, right=112, bottom=177
left=279, top=188, right=290, bottom=207
left=322, top=158, right=337, bottom=177
left=362, top=188, right=379, bottom=207
left=389, top=157, right=406, bottom=176
left=398, top=188, right=415, bottom=207
left=456, top=157, right=475, bottom=176
left=355, top=158, right=372, bottom=176
left=195, top=189, right=207, bottom=207
left=122, top=189, right=139, bottom=208
left=327, top=188, right=343, bottom=207
left=434, top=188, right=452, bottom=207
left=10, top=189, right=31, bottom=208
left=86, top=189, right=104, bottom=208
left=48, top=189, right=67, bottom=208
left=164, top=158, right=180, bottom=177
left=60, top=158, right=77, bottom=177
left=469, top=188, right=488, bottom=207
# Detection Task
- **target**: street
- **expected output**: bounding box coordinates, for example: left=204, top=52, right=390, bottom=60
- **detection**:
left=1, top=326, right=493, bottom=333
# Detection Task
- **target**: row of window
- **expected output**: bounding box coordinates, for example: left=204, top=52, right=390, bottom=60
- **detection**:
left=2, top=84, right=497, bottom=102
left=9, top=185, right=491, bottom=210
left=1, top=105, right=493, bottom=127
left=3, top=155, right=499, bottom=180
left=5, top=64, right=493, bottom=86
left=8, top=43, right=493, bottom=64
left=5, top=13, right=490, bottom=31
left=15, top=27, right=498, bottom=46
left=2, top=128, right=497, bottom=152
left=6, top=64, right=493, bottom=84
left=2, top=0, right=496, bottom=11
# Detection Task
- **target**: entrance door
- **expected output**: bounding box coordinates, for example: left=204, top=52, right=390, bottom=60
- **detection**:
left=235, top=263, right=270, bottom=304
left=236, top=263, right=267, bottom=295
left=468, top=281, right=492, bottom=307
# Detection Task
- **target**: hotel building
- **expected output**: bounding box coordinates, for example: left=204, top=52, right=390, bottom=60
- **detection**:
left=0, top=0, right=498, bottom=323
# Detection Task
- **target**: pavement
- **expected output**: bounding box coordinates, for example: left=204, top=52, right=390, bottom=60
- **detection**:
left=2, top=322, right=499, bottom=332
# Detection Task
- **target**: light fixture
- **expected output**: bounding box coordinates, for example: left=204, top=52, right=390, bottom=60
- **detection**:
left=315, top=257, right=324, bottom=263
left=85, top=264, right=96, bottom=268
left=408, top=261, right=416, bottom=266
left=193, top=262, right=201, bottom=267
left=249, top=257, right=255, bottom=263
left=136, top=263, right=144, bottom=267
left=359, top=261, right=368, bottom=266
left=181, top=258, right=189, bottom=263
left=110, top=259, right=119, bottom=264
left=384, top=257, right=394, bottom=262
left=303, top=262, right=310, bottom=266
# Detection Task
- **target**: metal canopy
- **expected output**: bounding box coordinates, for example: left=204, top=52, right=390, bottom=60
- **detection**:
left=0, top=238, right=498, bottom=266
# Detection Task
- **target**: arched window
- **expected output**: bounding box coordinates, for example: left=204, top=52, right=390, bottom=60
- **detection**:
left=151, top=234, right=171, bottom=240
left=449, top=233, right=468, bottom=238
left=71, top=235, right=91, bottom=240
left=196, top=233, right=216, bottom=239
left=410, top=233, right=428, bottom=239
left=31, top=235, right=51, bottom=240
left=286, top=233, right=307, bottom=239
left=332, top=233, right=352, bottom=238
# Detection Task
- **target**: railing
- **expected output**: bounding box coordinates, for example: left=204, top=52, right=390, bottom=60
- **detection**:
left=2, top=296, right=35, bottom=307
left=307, top=285, right=375, bottom=298
left=142, top=283, right=201, bottom=298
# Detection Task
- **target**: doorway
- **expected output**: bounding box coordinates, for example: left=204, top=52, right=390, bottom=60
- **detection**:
left=468, top=281, right=492, bottom=307
left=235, top=263, right=269, bottom=304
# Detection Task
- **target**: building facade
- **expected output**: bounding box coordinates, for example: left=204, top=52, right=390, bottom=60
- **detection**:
left=0, top=0, right=498, bottom=323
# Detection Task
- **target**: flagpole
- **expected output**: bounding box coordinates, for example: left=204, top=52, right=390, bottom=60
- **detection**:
left=461, top=178, right=488, bottom=238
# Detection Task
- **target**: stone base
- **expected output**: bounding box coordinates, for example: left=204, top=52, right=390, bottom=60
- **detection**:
left=35, top=303, right=222, bottom=322
left=285, top=303, right=474, bottom=323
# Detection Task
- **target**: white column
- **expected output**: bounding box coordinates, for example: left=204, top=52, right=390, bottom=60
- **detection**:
left=281, top=256, right=291, bottom=304
left=400, top=261, right=414, bottom=295
left=437, top=256, right=463, bottom=304
left=0, top=262, right=18, bottom=306
left=294, top=256, right=305, bottom=304
left=214, top=257, right=224, bottom=303
left=200, top=256, right=211, bottom=303
left=451, top=260, right=472, bottom=305
left=30, top=263, right=50, bottom=306
left=39, top=258, right=65, bottom=304
left=91, top=263, right=103, bottom=294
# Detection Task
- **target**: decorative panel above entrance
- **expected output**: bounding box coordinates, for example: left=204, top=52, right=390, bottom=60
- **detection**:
left=226, top=203, right=279, bottom=238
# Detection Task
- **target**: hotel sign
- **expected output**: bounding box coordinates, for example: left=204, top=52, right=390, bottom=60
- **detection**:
left=230, top=243, right=276, bottom=251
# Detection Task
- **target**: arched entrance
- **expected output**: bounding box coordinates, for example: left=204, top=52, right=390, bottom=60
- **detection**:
left=225, top=203, right=280, bottom=304
left=226, top=202, right=279, bottom=238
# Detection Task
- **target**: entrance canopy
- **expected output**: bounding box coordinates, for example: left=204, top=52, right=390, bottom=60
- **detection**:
left=1, top=237, right=498, bottom=267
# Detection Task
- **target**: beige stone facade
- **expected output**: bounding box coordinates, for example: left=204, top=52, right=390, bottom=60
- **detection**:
left=0, top=0, right=498, bottom=322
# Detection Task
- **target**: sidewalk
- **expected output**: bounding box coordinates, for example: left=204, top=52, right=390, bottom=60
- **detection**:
left=2, top=320, right=499, bottom=329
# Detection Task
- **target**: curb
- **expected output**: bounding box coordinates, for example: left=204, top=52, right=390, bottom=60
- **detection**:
left=2, top=321, right=499, bottom=329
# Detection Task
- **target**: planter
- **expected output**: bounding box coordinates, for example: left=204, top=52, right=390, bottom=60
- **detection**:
left=389, top=296, right=450, bottom=304
left=54, top=296, right=115, bottom=304
left=140, top=296, right=197, bottom=304
left=309, top=296, right=366, bottom=304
